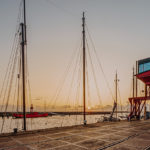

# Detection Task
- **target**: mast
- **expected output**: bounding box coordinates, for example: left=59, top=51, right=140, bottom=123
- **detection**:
left=82, top=12, right=86, bottom=125
left=115, top=72, right=119, bottom=119
left=23, top=0, right=27, bottom=44
left=21, top=0, right=27, bottom=131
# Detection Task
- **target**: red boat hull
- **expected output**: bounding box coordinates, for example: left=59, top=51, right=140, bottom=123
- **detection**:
left=12, top=112, right=48, bottom=118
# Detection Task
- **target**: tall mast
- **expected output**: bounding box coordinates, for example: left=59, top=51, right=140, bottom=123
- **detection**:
left=115, top=72, right=119, bottom=119
left=21, top=0, right=27, bottom=131
left=23, top=0, right=27, bottom=44
left=82, top=12, right=86, bottom=125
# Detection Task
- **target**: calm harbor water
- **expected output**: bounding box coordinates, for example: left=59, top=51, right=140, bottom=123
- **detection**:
left=0, top=115, right=105, bottom=133
left=0, top=113, right=127, bottom=133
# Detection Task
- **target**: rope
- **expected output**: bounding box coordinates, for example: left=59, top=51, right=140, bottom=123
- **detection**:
left=86, top=37, right=103, bottom=107
left=86, top=58, right=92, bottom=109
left=85, top=24, right=115, bottom=101
left=75, top=50, right=82, bottom=125
left=118, top=83, right=123, bottom=112
left=9, top=71, right=18, bottom=129
left=45, top=0, right=80, bottom=19
left=85, top=54, right=93, bottom=122
left=60, top=45, right=82, bottom=126
left=47, top=34, right=82, bottom=110
left=1, top=42, right=19, bottom=133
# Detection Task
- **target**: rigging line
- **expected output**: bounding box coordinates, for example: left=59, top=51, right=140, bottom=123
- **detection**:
left=60, top=42, right=82, bottom=126
left=16, top=0, right=23, bottom=30
left=71, top=46, right=82, bottom=99
left=0, top=40, right=20, bottom=112
left=50, top=52, right=76, bottom=109
left=47, top=54, right=74, bottom=108
left=75, top=48, right=82, bottom=125
left=69, top=45, right=82, bottom=124
left=9, top=71, right=18, bottom=129
left=24, top=34, right=32, bottom=112
left=129, top=78, right=133, bottom=97
left=85, top=24, right=115, bottom=101
left=47, top=50, right=76, bottom=109
left=4, top=44, right=20, bottom=112
left=17, top=52, right=22, bottom=113
left=86, top=37, right=103, bottom=107
left=16, top=46, right=22, bottom=129
left=16, top=55, right=21, bottom=128
left=1, top=45, right=19, bottom=133
left=0, top=0, right=22, bottom=109
left=61, top=44, right=82, bottom=126
left=48, top=34, right=82, bottom=109
left=2, top=0, right=23, bottom=131
left=0, top=32, right=20, bottom=111
left=26, top=46, right=32, bottom=107
left=45, top=38, right=82, bottom=125
left=52, top=33, right=82, bottom=108
left=5, top=47, right=19, bottom=108
left=85, top=51, right=93, bottom=122
left=85, top=51, right=91, bottom=108
left=118, top=83, right=123, bottom=112
left=45, top=0, right=80, bottom=19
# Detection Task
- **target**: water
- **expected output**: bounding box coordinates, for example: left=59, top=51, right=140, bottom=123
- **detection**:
left=0, top=115, right=104, bottom=133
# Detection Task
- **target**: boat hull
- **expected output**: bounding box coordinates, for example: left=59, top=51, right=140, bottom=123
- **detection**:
left=12, top=112, right=48, bottom=118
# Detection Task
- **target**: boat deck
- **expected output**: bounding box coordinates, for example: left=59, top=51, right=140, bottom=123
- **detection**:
left=0, top=120, right=150, bottom=150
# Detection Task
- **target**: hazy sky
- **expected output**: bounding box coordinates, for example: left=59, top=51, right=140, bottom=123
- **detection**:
left=0, top=0, right=150, bottom=108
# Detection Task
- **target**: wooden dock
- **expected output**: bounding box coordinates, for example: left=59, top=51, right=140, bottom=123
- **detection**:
left=0, top=120, right=150, bottom=150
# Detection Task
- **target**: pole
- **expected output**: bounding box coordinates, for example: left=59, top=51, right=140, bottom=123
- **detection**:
left=21, top=23, right=26, bottom=131
left=116, top=72, right=117, bottom=119
left=82, top=12, right=86, bottom=125
left=144, top=84, right=147, bottom=120
left=136, top=61, right=138, bottom=97
left=133, top=67, right=135, bottom=98
left=131, top=67, right=135, bottom=120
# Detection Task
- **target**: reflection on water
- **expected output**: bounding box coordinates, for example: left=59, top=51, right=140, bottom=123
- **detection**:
left=0, top=115, right=104, bottom=133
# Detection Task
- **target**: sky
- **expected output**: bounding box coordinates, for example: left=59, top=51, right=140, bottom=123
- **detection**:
left=0, top=0, right=150, bottom=109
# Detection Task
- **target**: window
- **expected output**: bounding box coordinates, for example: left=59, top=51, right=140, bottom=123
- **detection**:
left=144, top=62, right=150, bottom=72
left=139, top=64, right=144, bottom=73
left=138, top=62, right=150, bottom=73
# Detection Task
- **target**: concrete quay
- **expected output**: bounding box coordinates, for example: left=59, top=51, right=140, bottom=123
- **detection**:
left=0, top=120, right=150, bottom=150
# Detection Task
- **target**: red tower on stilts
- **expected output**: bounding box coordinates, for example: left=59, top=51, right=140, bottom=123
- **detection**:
left=128, top=58, right=150, bottom=120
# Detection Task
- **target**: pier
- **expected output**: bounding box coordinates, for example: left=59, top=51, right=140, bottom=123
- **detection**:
left=0, top=120, right=150, bottom=150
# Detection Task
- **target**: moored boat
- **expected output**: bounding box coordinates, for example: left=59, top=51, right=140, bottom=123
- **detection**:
left=12, top=112, right=48, bottom=118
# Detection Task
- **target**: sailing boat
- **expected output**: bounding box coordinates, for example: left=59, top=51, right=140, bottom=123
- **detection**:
left=102, top=72, right=121, bottom=122
left=12, top=0, right=48, bottom=122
